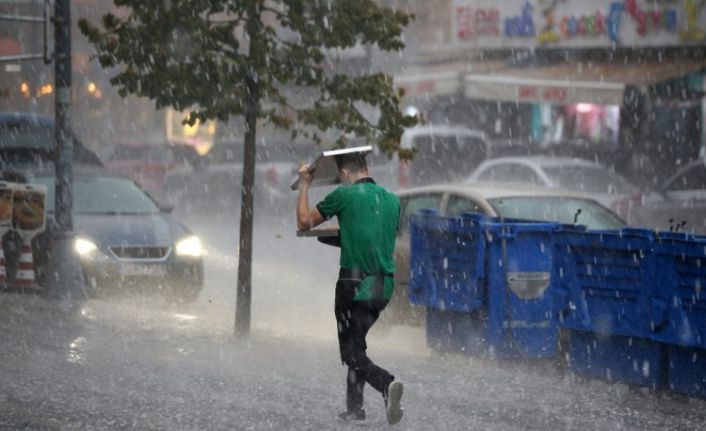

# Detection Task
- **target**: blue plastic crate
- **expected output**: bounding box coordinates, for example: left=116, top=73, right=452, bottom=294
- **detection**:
left=568, top=330, right=666, bottom=389
left=414, top=212, right=560, bottom=359
left=482, top=220, right=560, bottom=358
left=652, top=233, right=706, bottom=350
left=554, top=228, right=656, bottom=338
left=409, top=210, right=485, bottom=313
left=667, top=345, right=706, bottom=399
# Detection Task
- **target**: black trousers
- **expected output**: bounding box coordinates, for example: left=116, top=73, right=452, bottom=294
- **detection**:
left=335, top=277, right=394, bottom=412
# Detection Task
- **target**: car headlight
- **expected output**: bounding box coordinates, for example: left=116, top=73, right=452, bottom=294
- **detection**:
left=175, top=236, right=203, bottom=257
left=75, top=237, right=98, bottom=256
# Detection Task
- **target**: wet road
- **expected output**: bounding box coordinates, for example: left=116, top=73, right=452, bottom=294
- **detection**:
left=1, top=208, right=706, bottom=430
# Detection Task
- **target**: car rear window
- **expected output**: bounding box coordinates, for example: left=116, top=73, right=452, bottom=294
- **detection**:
left=487, top=196, right=625, bottom=230
left=35, top=176, right=160, bottom=214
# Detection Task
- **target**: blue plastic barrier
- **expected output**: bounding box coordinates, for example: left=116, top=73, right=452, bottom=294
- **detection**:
left=411, top=212, right=560, bottom=359
left=553, top=227, right=669, bottom=388
left=410, top=210, right=706, bottom=394
left=652, top=232, right=706, bottom=398
left=568, top=330, right=666, bottom=389
left=667, top=345, right=706, bottom=398
left=652, top=232, right=706, bottom=350
left=554, top=228, right=656, bottom=338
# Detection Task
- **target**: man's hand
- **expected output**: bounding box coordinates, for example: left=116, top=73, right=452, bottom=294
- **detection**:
left=298, top=163, right=314, bottom=187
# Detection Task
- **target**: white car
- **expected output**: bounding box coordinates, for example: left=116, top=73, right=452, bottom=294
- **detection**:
left=466, top=156, right=641, bottom=218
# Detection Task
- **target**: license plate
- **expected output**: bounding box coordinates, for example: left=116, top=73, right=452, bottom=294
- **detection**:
left=121, top=264, right=167, bottom=277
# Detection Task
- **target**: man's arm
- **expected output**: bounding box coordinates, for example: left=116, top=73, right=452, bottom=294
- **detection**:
left=297, top=164, right=325, bottom=231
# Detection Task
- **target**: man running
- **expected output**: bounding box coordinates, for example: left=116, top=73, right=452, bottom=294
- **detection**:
left=296, top=151, right=404, bottom=425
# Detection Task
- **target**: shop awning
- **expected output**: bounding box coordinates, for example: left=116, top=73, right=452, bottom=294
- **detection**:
left=463, top=59, right=706, bottom=105
left=395, top=71, right=460, bottom=98
left=393, top=61, right=485, bottom=98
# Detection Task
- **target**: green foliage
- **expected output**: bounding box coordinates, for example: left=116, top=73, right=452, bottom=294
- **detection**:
left=79, top=0, right=417, bottom=158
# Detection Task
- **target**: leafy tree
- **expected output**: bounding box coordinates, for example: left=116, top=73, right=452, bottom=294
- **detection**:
left=79, top=0, right=416, bottom=336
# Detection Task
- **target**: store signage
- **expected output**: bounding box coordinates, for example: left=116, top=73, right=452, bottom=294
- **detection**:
left=394, top=71, right=461, bottom=97
left=464, top=74, right=626, bottom=105
left=453, top=0, right=703, bottom=48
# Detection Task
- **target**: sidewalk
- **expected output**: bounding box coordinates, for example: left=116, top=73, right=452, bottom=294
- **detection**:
left=1, top=293, right=705, bottom=430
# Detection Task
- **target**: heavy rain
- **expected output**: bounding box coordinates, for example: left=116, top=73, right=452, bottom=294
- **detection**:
left=1, top=0, right=706, bottom=430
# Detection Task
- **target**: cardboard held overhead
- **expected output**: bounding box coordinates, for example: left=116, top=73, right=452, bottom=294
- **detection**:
left=290, top=145, right=373, bottom=191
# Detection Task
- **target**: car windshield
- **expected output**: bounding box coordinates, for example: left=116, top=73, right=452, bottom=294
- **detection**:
left=0, top=121, right=53, bottom=150
left=487, top=196, right=625, bottom=230
left=35, top=176, right=161, bottom=214
left=542, top=165, right=636, bottom=194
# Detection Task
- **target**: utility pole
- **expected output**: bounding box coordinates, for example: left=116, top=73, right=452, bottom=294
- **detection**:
left=54, top=0, right=72, bottom=231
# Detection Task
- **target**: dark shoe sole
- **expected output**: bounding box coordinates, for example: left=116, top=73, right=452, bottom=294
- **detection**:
left=386, top=381, right=404, bottom=425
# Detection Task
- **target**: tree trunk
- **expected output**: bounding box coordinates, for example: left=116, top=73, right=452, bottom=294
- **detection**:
left=234, top=8, right=262, bottom=338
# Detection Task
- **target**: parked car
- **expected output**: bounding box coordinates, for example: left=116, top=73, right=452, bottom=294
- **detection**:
left=386, top=182, right=627, bottom=326
left=633, top=158, right=706, bottom=234
left=363, top=124, right=487, bottom=192
left=4, top=169, right=204, bottom=302
left=466, top=156, right=641, bottom=219
left=164, top=138, right=317, bottom=213
left=104, top=140, right=199, bottom=202
left=0, top=112, right=103, bottom=168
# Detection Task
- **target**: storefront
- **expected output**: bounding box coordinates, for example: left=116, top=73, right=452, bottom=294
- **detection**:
left=396, top=0, right=706, bottom=183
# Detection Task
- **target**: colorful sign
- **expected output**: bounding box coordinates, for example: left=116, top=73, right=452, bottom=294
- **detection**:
left=12, top=185, right=47, bottom=234
left=452, top=0, right=703, bottom=48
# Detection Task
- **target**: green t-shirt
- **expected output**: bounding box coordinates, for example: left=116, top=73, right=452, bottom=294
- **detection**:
left=317, top=178, right=400, bottom=300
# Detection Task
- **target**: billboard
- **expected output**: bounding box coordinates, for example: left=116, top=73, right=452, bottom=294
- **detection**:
left=451, top=0, right=706, bottom=49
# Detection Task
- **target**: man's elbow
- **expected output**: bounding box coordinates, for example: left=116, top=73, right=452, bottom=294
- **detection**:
left=297, top=215, right=311, bottom=231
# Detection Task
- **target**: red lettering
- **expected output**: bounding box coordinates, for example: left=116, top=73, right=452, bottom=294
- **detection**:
left=417, top=80, right=435, bottom=94
left=519, top=86, right=539, bottom=99
left=595, top=11, right=605, bottom=34
left=636, top=10, right=646, bottom=35
left=456, top=6, right=474, bottom=39
left=560, top=16, right=570, bottom=37
left=650, top=10, right=661, bottom=29
left=625, top=0, right=638, bottom=17
left=543, top=87, right=567, bottom=101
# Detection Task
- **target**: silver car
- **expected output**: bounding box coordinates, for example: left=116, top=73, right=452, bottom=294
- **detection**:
left=466, top=156, right=640, bottom=218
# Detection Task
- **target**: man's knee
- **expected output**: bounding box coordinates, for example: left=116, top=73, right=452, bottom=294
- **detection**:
left=340, top=342, right=370, bottom=368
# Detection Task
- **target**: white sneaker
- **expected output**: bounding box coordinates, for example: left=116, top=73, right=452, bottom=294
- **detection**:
left=386, top=381, right=404, bottom=425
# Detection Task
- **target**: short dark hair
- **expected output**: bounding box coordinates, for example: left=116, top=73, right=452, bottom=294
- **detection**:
left=335, top=152, right=368, bottom=173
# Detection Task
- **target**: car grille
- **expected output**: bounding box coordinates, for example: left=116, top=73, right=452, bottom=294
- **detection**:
left=110, top=246, right=170, bottom=261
